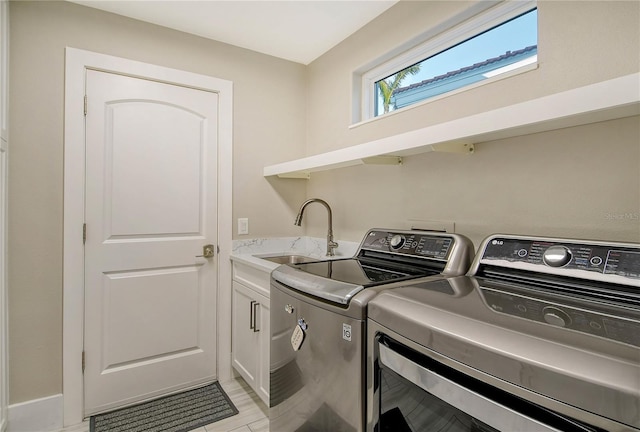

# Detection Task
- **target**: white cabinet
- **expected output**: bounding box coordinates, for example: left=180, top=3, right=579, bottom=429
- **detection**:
left=231, top=262, right=271, bottom=406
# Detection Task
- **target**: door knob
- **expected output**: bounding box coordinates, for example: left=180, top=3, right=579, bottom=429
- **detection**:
left=196, top=244, right=215, bottom=258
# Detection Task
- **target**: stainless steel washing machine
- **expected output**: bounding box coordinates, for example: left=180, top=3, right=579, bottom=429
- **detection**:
left=269, top=228, right=475, bottom=432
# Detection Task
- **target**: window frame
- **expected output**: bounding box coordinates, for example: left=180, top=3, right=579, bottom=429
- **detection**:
left=359, top=0, right=537, bottom=122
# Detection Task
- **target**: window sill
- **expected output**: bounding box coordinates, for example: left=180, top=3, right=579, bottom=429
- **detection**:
left=264, top=73, right=640, bottom=179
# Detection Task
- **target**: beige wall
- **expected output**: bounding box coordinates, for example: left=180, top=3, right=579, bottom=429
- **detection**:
left=8, top=1, right=306, bottom=403
left=306, top=1, right=640, bottom=154
left=306, top=116, right=640, bottom=245
left=301, top=1, right=640, bottom=245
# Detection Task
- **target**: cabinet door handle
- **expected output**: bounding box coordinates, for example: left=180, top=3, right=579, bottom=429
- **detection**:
left=249, top=301, right=256, bottom=330
left=252, top=301, right=260, bottom=332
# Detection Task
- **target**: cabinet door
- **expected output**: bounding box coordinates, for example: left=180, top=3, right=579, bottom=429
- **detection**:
left=256, top=298, right=270, bottom=405
left=232, top=282, right=259, bottom=387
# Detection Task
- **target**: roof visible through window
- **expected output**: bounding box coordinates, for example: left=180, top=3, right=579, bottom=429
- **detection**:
left=374, top=8, right=538, bottom=116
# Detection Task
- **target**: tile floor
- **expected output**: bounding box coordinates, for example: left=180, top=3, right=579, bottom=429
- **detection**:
left=57, top=378, right=269, bottom=432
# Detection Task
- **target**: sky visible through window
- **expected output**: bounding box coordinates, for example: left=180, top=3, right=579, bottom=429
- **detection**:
left=375, top=8, right=537, bottom=116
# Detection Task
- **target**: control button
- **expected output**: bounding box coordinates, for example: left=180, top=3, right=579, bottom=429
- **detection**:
left=516, top=304, right=527, bottom=313
left=542, top=306, right=571, bottom=327
left=517, top=249, right=528, bottom=257
left=590, top=256, right=603, bottom=266
left=389, top=234, right=406, bottom=250
left=543, top=246, right=572, bottom=267
left=589, top=321, right=602, bottom=330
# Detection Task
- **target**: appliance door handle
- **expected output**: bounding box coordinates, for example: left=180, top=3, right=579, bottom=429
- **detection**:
left=379, top=344, right=572, bottom=432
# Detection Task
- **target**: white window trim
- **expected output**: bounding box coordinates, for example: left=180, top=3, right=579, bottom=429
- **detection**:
left=358, top=0, right=537, bottom=122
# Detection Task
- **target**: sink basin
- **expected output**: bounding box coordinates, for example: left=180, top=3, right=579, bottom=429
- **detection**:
left=257, top=254, right=318, bottom=264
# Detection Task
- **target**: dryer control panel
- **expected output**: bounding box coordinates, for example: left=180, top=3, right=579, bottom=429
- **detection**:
left=477, top=236, right=640, bottom=283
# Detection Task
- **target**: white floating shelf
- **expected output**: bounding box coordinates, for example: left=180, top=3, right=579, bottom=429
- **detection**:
left=264, top=73, right=640, bottom=179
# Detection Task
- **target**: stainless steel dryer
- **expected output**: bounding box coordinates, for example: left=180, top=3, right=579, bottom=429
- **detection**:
left=269, top=228, right=475, bottom=432
left=367, top=234, right=640, bottom=432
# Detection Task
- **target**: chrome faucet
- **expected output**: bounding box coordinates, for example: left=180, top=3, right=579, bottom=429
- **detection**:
left=294, top=198, right=339, bottom=256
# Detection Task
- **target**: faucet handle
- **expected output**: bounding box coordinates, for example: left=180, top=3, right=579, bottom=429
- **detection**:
left=327, top=240, right=339, bottom=256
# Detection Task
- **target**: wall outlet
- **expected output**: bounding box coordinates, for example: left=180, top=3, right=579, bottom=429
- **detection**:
left=238, top=218, right=249, bottom=235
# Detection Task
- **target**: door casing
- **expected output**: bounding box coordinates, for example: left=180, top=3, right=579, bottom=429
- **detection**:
left=62, top=47, right=233, bottom=426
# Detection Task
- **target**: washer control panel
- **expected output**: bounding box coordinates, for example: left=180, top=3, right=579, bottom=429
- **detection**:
left=481, top=287, right=640, bottom=347
left=361, top=229, right=453, bottom=261
left=481, top=237, right=640, bottom=280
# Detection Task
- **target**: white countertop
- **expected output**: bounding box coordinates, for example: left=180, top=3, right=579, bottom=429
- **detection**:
left=230, top=236, right=360, bottom=272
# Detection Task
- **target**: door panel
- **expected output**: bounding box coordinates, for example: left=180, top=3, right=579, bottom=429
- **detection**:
left=103, top=267, right=200, bottom=367
left=84, top=69, right=219, bottom=415
left=107, top=101, right=203, bottom=237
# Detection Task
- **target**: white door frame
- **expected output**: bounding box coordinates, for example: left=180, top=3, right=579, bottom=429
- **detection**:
left=62, top=47, right=233, bottom=426
left=0, top=0, right=9, bottom=429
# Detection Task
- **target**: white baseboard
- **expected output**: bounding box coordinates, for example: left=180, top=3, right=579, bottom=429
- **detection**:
left=8, top=394, right=63, bottom=432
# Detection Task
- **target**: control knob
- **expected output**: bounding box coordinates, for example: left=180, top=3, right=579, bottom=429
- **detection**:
left=389, top=234, right=406, bottom=250
left=542, top=306, right=571, bottom=327
left=543, top=245, right=572, bottom=267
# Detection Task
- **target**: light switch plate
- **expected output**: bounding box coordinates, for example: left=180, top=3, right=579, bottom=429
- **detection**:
left=238, top=218, right=249, bottom=235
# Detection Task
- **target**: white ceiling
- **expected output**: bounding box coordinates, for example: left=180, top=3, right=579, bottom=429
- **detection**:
left=69, top=0, right=398, bottom=65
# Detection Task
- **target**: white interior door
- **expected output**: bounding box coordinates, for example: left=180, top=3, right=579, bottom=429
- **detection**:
left=83, top=69, right=219, bottom=416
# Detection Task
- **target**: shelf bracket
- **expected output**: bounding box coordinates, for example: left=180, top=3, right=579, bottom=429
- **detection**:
left=361, top=156, right=403, bottom=165
left=431, top=142, right=475, bottom=154
left=277, top=171, right=311, bottom=179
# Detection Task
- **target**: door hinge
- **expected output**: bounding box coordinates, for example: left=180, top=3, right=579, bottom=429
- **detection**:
left=83, top=223, right=87, bottom=244
left=82, top=351, right=85, bottom=373
left=84, top=95, right=88, bottom=116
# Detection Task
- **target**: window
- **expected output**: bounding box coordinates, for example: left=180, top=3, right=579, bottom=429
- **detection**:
left=360, top=2, right=538, bottom=121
